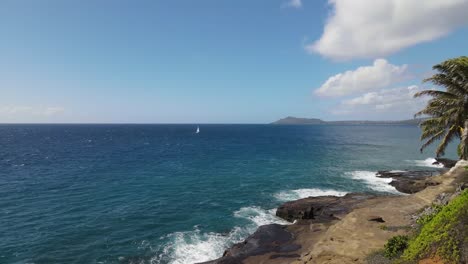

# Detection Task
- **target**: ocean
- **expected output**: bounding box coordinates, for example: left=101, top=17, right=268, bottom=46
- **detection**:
left=0, top=124, right=456, bottom=264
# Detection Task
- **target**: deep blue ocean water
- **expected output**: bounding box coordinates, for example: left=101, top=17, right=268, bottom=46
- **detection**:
left=0, top=124, right=457, bottom=264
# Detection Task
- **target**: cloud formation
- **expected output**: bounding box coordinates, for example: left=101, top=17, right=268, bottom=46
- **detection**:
left=315, top=59, right=408, bottom=97
left=283, top=0, right=302, bottom=8
left=332, top=85, right=429, bottom=118
left=0, top=106, right=65, bottom=119
left=43, top=107, right=65, bottom=116
left=308, top=0, right=468, bottom=60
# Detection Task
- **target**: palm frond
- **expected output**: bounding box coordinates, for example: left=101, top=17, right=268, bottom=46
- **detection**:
left=414, top=90, right=458, bottom=98
left=420, top=129, right=445, bottom=153
left=435, top=125, right=460, bottom=157
left=415, top=56, right=468, bottom=158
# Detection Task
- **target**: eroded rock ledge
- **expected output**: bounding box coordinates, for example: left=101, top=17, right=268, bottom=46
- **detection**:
left=377, top=170, right=441, bottom=194
left=198, top=224, right=300, bottom=264
left=276, top=193, right=378, bottom=223
left=201, top=164, right=462, bottom=264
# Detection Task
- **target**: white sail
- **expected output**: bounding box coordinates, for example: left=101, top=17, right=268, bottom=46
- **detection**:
left=196, top=126, right=200, bottom=133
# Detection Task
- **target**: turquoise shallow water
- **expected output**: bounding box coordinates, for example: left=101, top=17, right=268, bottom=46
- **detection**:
left=0, top=124, right=456, bottom=264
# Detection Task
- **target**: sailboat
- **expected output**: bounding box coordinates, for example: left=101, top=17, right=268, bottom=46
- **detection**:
left=196, top=126, right=200, bottom=134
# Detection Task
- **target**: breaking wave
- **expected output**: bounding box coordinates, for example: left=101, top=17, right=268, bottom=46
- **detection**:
left=274, top=188, right=348, bottom=202
left=345, top=171, right=400, bottom=193
left=409, top=158, right=444, bottom=168
left=152, top=206, right=288, bottom=264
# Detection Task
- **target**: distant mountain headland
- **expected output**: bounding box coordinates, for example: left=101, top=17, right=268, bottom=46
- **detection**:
left=271, top=116, right=424, bottom=125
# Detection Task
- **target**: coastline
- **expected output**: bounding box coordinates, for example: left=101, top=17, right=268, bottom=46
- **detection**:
left=201, top=159, right=468, bottom=264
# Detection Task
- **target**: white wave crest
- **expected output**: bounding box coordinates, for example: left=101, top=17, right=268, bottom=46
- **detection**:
left=409, top=158, right=444, bottom=168
left=389, top=170, right=406, bottom=173
left=233, top=206, right=290, bottom=226
left=152, top=226, right=245, bottom=264
left=153, top=206, right=287, bottom=264
left=346, top=171, right=400, bottom=193
left=274, top=188, right=348, bottom=202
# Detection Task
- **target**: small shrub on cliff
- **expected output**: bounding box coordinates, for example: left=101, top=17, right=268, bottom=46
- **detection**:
left=401, top=189, right=468, bottom=263
left=384, top=235, right=409, bottom=259
left=416, top=204, right=443, bottom=226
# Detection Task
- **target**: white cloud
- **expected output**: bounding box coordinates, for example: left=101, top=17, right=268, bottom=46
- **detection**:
left=332, top=85, right=429, bottom=118
left=43, top=107, right=65, bottom=116
left=0, top=106, right=34, bottom=115
left=0, top=105, right=65, bottom=119
left=315, top=59, right=408, bottom=97
left=283, top=0, right=302, bottom=8
left=343, top=86, right=418, bottom=106
left=308, top=0, right=468, bottom=60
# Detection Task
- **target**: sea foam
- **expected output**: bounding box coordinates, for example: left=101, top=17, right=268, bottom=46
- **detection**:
left=233, top=206, right=290, bottom=226
left=152, top=226, right=245, bottom=264
left=153, top=206, right=287, bottom=264
left=409, top=158, right=444, bottom=168
left=389, top=170, right=406, bottom=173
left=346, top=171, right=400, bottom=193
left=274, top=188, right=348, bottom=202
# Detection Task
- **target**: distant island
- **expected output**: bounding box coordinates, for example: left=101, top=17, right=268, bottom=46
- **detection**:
left=271, top=116, right=424, bottom=125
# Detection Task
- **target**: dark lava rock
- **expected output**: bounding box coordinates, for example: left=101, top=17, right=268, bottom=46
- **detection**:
left=376, top=170, right=440, bottom=194
left=198, top=224, right=300, bottom=264
left=276, top=193, right=377, bottom=223
left=390, top=179, right=439, bottom=194
left=433, top=158, right=458, bottom=168
left=377, top=170, right=440, bottom=179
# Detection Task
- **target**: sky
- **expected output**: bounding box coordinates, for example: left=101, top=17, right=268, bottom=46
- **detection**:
left=1, top=0, right=468, bottom=123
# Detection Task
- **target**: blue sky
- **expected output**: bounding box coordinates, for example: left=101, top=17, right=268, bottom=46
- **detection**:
left=1, top=0, right=468, bottom=123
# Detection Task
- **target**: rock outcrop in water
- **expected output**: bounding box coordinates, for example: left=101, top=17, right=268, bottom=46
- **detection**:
left=197, top=224, right=300, bottom=264
left=433, top=157, right=458, bottom=168
left=376, top=170, right=440, bottom=194
left=275, top=193, right=377, bottom=222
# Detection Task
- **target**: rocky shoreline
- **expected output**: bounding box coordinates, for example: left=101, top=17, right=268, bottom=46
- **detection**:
left=200, top=158, right=466, bottom=264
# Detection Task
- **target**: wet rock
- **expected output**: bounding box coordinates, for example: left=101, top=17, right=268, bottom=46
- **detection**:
left=390, top=179, right=439, bottom=194
left=376, top=170, right=440, bottom=194
left=433, top=158, right=458, bottom=168
left=275, top=193, right=377, bottom=223
left=377, top=170, right=440, bottom=179
left=198, top=224, right=301, bottom=264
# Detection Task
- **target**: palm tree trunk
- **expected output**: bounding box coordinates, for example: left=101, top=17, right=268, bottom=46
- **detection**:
left=461, top=120, right=468, bottom=160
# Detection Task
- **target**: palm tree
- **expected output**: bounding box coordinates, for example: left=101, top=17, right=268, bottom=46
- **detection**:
left=414, top=56, right=468, bottom=160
